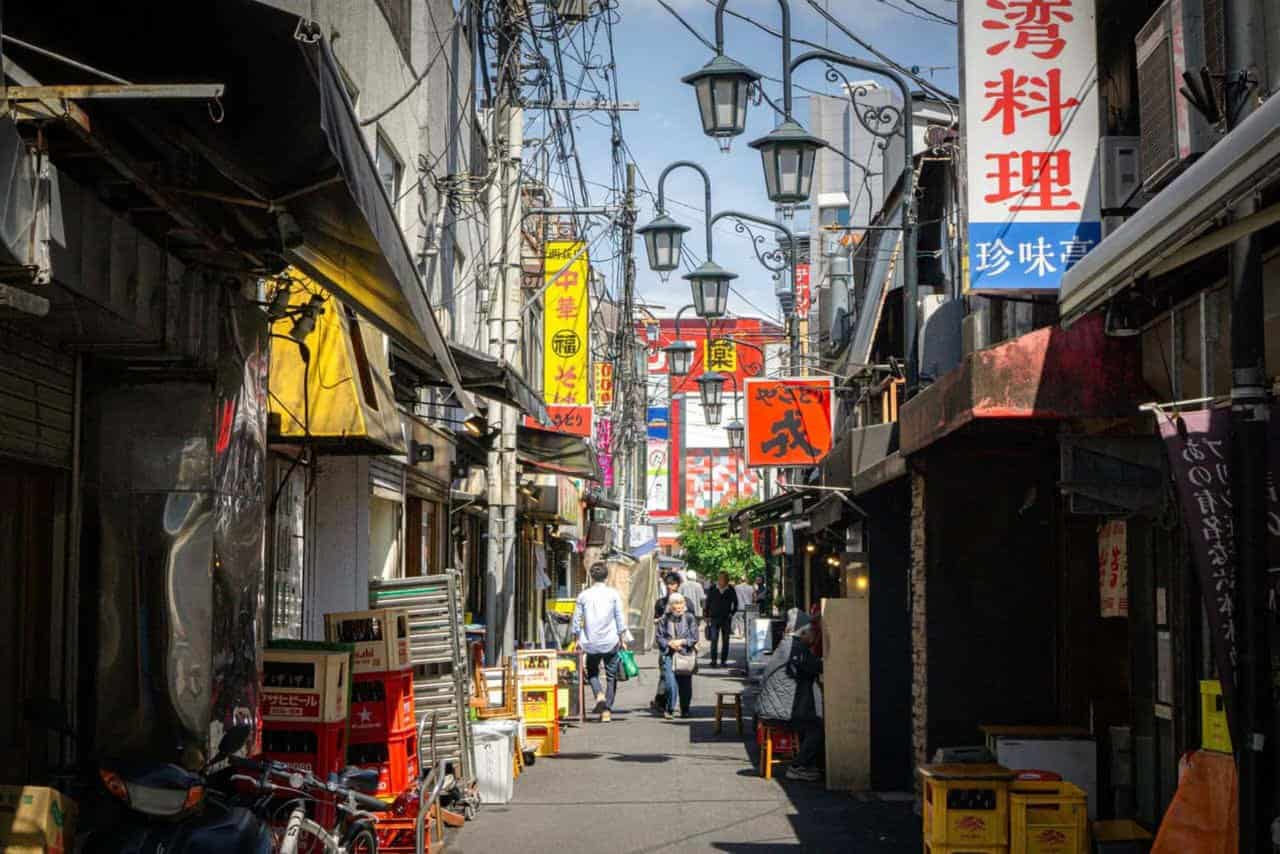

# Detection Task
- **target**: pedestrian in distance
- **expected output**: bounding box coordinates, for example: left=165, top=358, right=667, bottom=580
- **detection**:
left=678, top=569, right=705, bottom=637
left=756, top=612, right=825, bottom=782
left=705, top=571, right=738, bottom=668
left=650, top=573, right=683, bottom=712
left=571, top=561, right=628, bottom=722
left=655, top=592, right=699, bottom=719
left=733, top=576, right=755, bottom=637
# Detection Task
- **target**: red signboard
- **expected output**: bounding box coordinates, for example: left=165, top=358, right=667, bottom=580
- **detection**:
left=743, top=378, right=833, bottom=467
left=795, top=263, right=811, bottom=318
left=525, top=405, right=593, bottom=437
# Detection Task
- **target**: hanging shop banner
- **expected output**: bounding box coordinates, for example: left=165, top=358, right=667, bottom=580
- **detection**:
left=646, top=439, right=670, bottom=513
left=1097, top=519, right=1128, bottom=618
left=704, top=337, right=738, bottom=373
left=743, top=378, right=834, bottom=467
left=963, top=0, right=1101, bottom=292
left=596, top=417, right=614, bottom=489
left=795, top=263, right=811, bottom=318
left=543, top=240, right=590, bottom=403
left=646, top=406, right=670, bottom=441
left=525, top=404, right=593, bottom=438
left=594, top=362, right=615, bottom=406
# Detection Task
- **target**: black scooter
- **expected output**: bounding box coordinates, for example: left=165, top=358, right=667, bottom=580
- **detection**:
left=24, top=701, right=273, bottom=853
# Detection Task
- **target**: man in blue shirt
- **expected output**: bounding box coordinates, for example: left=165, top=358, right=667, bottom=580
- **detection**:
left=571, top=561, right=628, bottom=722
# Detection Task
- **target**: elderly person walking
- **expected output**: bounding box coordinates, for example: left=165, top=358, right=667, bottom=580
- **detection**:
left=655, top=593, right=700, bottom=719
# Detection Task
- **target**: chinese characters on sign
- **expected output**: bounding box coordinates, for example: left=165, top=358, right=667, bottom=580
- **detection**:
left=594, top=362, right=614, bottom=406
left=525, top=405, right=593, bottom=438
left=542, top=241, right=590, bottom=402
left=704, top=337, right=738, bottom=373
left=795, top=264, right=811, bottom=319
left=964, top=0, right=1101, bottom=292
left=596, top=417, right=614, bottom=488
left=1097, top=520, right=1128, bottom=618
left=743, top=378, right=833, bottom=467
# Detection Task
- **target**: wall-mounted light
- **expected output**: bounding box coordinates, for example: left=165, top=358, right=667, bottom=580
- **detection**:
left=464, top=414, right=488, bottom=437
left=805, top=543, right=816, bottom=554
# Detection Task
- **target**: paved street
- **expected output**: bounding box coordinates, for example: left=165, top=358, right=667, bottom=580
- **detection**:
left=451, top=642, right=920, bottom=854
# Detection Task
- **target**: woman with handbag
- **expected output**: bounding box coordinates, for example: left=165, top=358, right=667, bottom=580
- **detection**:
left=656, top=593, right=700, bottom=719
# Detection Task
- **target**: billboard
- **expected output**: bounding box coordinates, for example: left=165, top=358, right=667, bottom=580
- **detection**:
left=543, top=240, right=590, bottom=402
left=964, top=0, right=1101, bottom=292
left=685, top=450, right=761, bottom=518
left=646, top=439, right=670, bottom=513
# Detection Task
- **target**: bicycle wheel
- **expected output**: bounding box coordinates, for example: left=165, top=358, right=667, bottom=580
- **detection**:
left=344, top=825, right=378, bottom=854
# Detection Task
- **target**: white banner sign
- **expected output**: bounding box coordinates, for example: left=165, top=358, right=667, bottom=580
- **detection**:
left=964, top=0, right=1101, bottom=292
left=646, top=439, right=670, bottom=513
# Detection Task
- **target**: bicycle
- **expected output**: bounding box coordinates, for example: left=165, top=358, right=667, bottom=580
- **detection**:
left=223, top=756, right=389, bottom=853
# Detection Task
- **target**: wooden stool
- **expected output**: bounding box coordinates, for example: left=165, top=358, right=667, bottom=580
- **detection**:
left=757, top=721, right=798, bottom=780
left=714, top=691, right=744, bottom=736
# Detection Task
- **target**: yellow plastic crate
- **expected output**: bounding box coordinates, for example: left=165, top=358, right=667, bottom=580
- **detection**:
left=520, top=686, right=557, bottom=723
left=920, top=764, right=1014, bottom=848
left=1010, top=782, right=1088, bottom=854
left=1200, top=680, right=1231, bottom=753
left=924, top=844, right=1008, bottom=854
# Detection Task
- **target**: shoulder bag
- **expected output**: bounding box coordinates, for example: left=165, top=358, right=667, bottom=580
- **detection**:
left=672, top=616, right=698, bottom=675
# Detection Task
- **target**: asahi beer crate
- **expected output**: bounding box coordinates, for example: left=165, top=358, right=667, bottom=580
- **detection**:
left=515, top=649, right=557, bottom=687
left=325, top=609, right=412, bottom=674
left=262, top=647, right=351, bottom=723
left=0, top=786, right=77, bottom=854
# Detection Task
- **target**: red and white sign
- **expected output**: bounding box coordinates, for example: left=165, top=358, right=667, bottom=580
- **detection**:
left=795, top=263, right=811, bottom=318
left=964, top=0, right=1101, bottom=292
left=525, top=404, right=593, bottom=438
left=263, top=692, right=321, bottom=720
left=743, top=378, right=833, bottom=467
left=1098, top=519, right=1128, bottom=618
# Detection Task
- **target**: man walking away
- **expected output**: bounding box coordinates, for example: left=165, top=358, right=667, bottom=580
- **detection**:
left=705, top=571, right=738, bottom=668
left=679, top=570, right=705, bottom=624
left=572, top=561, right=627, bottom=722
left=733, top=577, right=755, bottom=638
left=756, top=612, right=825, bottom=782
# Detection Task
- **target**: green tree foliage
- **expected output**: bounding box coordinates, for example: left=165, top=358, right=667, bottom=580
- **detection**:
left=675, top=499, right=765, bottom=584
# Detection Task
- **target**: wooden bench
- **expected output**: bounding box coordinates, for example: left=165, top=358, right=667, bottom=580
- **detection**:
left=714, top=691, right=744, bottom=736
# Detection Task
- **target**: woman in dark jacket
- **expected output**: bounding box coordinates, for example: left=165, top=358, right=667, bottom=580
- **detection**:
left=656, top=593, right=699, bottom=719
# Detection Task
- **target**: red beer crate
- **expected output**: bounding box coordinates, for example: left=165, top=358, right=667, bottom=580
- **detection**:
left=262, top=648, right=351, bottom=724
left=325, top=609, right=412, bottom=674
left=350, top=670, right=416, bottom=740
left=261, top=719, right=348, bottom=779
left=349, top=731, right=419, bottom=800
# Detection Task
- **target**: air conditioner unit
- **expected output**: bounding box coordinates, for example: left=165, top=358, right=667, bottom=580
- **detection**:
left=1135, top=0, right=1224, bottom=192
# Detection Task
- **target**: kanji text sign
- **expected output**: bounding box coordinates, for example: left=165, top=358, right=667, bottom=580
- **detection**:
left=743, top=378, right=833, bottom=467
left=594, top=362, right=614, bottom=405
left=964, top=0, right=1101, bottom=292
left=525, top=404, right=593, bottom=437
left=704, top=337, right=738, bottom=373
left=795, top=263, right=811, bottom=319
left=543, top=241, right=590, bottom=402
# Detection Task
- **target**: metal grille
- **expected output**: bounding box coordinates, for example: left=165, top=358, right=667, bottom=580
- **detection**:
left=1202, top=0, right=1227, bottom=114
left=0, top=323, right=74, bottom=468
left=1136, top=5, right=1177, bottom=188
left=369, top=573, right=473, bottom=781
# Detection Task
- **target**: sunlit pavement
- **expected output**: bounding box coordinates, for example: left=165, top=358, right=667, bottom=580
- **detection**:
left=450, top=640, right=921, bottom=853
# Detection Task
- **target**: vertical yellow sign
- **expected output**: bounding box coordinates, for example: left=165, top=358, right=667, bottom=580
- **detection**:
left=704, top=337, right=738, bottom=373
left=543, top=241, right=590, bottom=404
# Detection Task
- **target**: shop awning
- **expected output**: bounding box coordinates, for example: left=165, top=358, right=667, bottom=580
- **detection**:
left=1060, top=93, right=1280, bottom=322
left=269, top=282, right=404, bottom=454
left=899, top=313, right=1150, bottom=455
left=403, top=342, right=548, bottom=422
left=730, top=488, right=817, bottom=532
left=6, top=0, right=469, bottom=406
left=821, top=422, right=898, bottom=490
left=517, top=424, right=601, bottom=481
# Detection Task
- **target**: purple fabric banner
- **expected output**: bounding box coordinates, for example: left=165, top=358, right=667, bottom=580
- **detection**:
left=596, top=417, right=613, bottom=489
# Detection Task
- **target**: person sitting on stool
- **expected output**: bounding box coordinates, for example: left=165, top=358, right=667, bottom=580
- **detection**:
left=755, top=612, right=824, bottom=782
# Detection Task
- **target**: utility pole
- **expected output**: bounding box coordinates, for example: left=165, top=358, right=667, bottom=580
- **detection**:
left=619, top=164, right=638, bottom=545
left=1226, top=0, right=1271, bottom=848
left=485, top=1, right=522, bottom=663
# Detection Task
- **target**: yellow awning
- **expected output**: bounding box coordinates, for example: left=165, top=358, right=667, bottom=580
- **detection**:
left=269, top=277, right=405, bottom=455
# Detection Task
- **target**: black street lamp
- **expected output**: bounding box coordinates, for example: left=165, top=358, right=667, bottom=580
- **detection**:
left=664, top=338, right=696, bottom=377
left=698, top=371, right=727, bottom=409
left=687, top=261, right=735, bottom=319
left=636, top=213, right=689, bottom=275
left=681, top=54, right=761, bottom=151
left=725, top=418, right=745, bottom=450
left=750, top=119, right=824, bottom=205
left=703, top=402, right=724, bottom=426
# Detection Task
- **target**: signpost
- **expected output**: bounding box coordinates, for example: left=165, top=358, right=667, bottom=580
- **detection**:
left=743, top=378, right=834, bottom=467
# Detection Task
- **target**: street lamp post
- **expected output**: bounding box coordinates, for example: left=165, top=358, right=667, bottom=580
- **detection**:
left=688, top=0, right=921, bottom=393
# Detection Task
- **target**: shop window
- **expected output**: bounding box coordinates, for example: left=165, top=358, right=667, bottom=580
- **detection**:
left=370, top=496, right=403, bottom=581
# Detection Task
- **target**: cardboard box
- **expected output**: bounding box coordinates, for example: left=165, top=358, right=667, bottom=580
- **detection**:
left=262, top=648, right=351, bottom=723
left=0, top=786, right=76, bottom=854
left=324, top=609, right=411, bottom=673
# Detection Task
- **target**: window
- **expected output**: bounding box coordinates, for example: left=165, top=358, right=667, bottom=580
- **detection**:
left=374, top=0, right=413, bottom=64
left=374, top=132, right=404, bottom=207
left=269, top=459, right=307, bottom=640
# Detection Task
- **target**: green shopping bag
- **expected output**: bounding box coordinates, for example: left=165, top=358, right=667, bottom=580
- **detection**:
left=617, top=649, right=639, bottom=681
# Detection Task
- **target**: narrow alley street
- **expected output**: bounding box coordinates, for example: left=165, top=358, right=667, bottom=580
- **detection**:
left=452, top=643, right=920, bottom=854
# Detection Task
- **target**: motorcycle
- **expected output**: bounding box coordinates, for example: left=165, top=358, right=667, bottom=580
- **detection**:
left=23, top=700, right=273, bottom=853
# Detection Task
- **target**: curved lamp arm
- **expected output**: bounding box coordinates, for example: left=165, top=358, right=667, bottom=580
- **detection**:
left=708, top=210, right=798, bottom=303
left=672, top=302, right=703, bottom=341
left=656, top=160, right=714, bottom=260
left=714, top=0, right=795, bottom=120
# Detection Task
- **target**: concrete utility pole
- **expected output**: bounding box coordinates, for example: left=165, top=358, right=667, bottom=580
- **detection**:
left=1226, top=0, right=1272, bottom=848
left=485, top=2, right=523, bottom=663
left=618, top=164, right=638, bottom=543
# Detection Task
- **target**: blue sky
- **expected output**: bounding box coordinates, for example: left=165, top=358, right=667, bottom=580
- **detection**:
left=564, top=0, right=960, bottom=319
